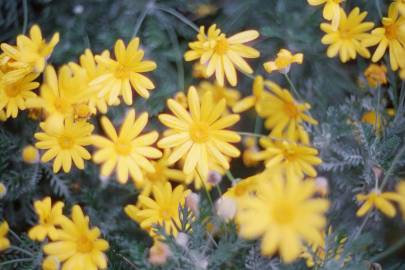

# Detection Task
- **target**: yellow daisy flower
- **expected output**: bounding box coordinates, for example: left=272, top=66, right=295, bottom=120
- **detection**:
left=253, top=137, right=322, bottom=179
left=158, top=86, right=241, bottom=179
left=43, top=205, right=109, bottom=270
left=392, top=0, right=405, bottom=16
left=92, top=109, right=162, bottom=184
left=321, top=7, right=374, bottom=63
left=307, top=0, right=343, bottom=29
left=184, top=24, right=260, bottom=86
left=263, top=49, right=303, bottom=74
left=0, top=221, right=10, bottom=251
left=0, top=72, right=39, bottom=118
left=28, top=197, right=64, bottom=241
left=364, top=63, right=387, bottom=88
left=197, top=81, right=240, bottom=111
left=131, top=182, right=190, bottom=236
left=362, top=5, right=405, bottom=71
left=90, top=38, right=157, bottom=105
left=0, top=25, right=59, bottom=83
left=237, top=175, right=329, bottom=263
left=35, top=117, right=94, bottom=173
left=356, top=189, right=402, bottom=217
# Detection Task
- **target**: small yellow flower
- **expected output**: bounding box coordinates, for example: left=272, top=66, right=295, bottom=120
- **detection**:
left=158, top=86, right=241, bottom=179
left=92, top=109, right=162, bottom=184
left=224, top=174, right=261, bottom=200
left=29, top=197, right=64, bottom=241
left=0, top=72, right=39, bottom=118
left=263, top=49, right=303, bottom=74
left=22, top=145, right=40, bottom=164
left=237, top=175, right=329, bottom=263
left=0, top=182, right=6, bottom=198
left=396, top=181, right=405, bottom=218
left=364, top=64, right=387, bottom=88
left=307, top=0, right=344, bottom=29
left=35, top=117, right=94, bottom=173
left=184, top=24, right=260, bottom=86
left=321, top=7, right=374, bottom=63
left=253, top=137, right=322, bottom=179
left=0, top=221, right=10, bottom=251
left=356, top=189, right=402, bottom=217
left=242, top=137, right=260, bottom=167
left=42, top=256, right=60, bottom=270
left=91, top=38, right=157, bottom=104
left=197, top=81, right=240, bottom=111
left=0, top=25, right=59, bottom=83
left=362, top=5, right=405, bottom=71
left=43, top=205, right=109, bottom=270
left=192, top=63, right=209, bottom=78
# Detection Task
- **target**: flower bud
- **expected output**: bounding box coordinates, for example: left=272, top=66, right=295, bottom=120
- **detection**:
left=215, top=196, right=237, bottom=221
left=175, top=232, right=189, bottom=248
left=315, top=177, right=329, bottom=197
left=22, top=145, right=40, bottom=164
left=148, top=241, right=171, bottom=266
left=207, top=170, right=222, bottom=186
left=185, top=192, right=200, bottom=217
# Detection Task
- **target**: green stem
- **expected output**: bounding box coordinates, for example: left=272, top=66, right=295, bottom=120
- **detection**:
left=353, top=212, right=371, bottom=239
left=380, top=144, right=405, bottom=189
left=156, top=6, right=199, bottom=32
left=225, top=170, right=236, bottom=183
left=375, top=0, right=382, bottom=18
left=0, top=258, right=33, bottom=266
left=237, top=131, right=266, bottom=138
left=283, top=73, right=303, bottom=101
left=371, top=235, right=405, bottom=262
left=237, top=131, right=312, bottom=146
left=9, top=245, right=34, bottom=257
left=197, top=170, right=215, bottom=210
left=22, top=0, right=28, bottom=34
left=253, top=116, right=262, bottom=135
left=132, top=2, right=152, bottom=37
left=215, top=185, right=223, bottom=197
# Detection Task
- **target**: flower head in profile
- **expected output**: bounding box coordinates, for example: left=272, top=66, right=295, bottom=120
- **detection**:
left=263, top=49, right=303, bottom=74
left=0, top=221, right=10, bottom=251
left=127, top=182, right=190, bottom=237
left=362, top=5, right=405, bottom=71
left=242, top=137, right=260, bottom=167
left=237, top=175, right=329, bottom=263
left=92, top=109, right=162, bottom=184
left=321, top=7, right=374, bottom=63
left=307, top=0, right=344, bottom=29
left=253, top=137, right=322, bottom=179
left=43, top=205, right=109, bottom=270
left=0, top=72, right=39, bottom=118
left=356, top=189, right=402, bottom=217
left=158, top=86, right=241, bottom=179
left=184, top=24, right=260, bottom=86
left=364, top=64, right=387, bottom=88
left=1, top=25, right=59, bottom=83
left=90, top=38, right=157, bottom=105
left=28, top=197, right=64, bottom=241
left=35, top=117, right=94, bottom=173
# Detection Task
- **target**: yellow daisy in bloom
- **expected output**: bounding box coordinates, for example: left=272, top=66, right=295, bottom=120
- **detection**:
left=263, top=49, right=303, bottom=74
left=362, top=5, right=405, bottom=71
left=184, top=24, right=260, bottom=86
left=158, top=87, right=241, bottom=179
left=396, top=181, right=405, bottom=218
left=392, top=0, right=405, bottom=16
left=356, top=189, right=402, bottom=217
left=130, top=182, right=190, bottom=237
left=0, top=72, right=39, bottom=118
left=320, top=7, right=374, bottom=63
left=28, top=197, right=64, bottom=241
left=92, top=109, right=162, bottom=184
left=0, top=221, right=10, bottom=251
left=259, top=82, right=318, bottom=144
left=237, top=175, right=329, bottom=263
left=253, top=137, right=322, bottom=179
left=43, top=205, right=109, bottom=270
left=136, top=150, right=186, bottom=196
left=197, top=81, right=240, bottom=112
left=35, top=117, right=94, bottom=173
left=307, top=0, right=343, bottom=29
left=90, top=38, right=157, bottom=105
left=364, top=64, right=387, bottom=88
left=0, top=25, right=59, bottom=83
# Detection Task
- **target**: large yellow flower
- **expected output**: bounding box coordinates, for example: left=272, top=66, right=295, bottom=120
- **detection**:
left=0, top=221, right=10, bottom=251
left=158, top=87, right=241, bottom=179
left=237, top=175, right=329, bottom=263
left=43, top=205, right=109, bottom=270
left=90, top=38, right=156, bottom=105
left=184, top=24, right=260, bottom=86
left=307, top=0, right=343, bottom=29
left=29, top=197, right=64, bottom=241
left=35, top=117, right=94, bottom=173
left=127, top=182, right=190, bottom=237
left=362, top=5, right=405, bottom=71
left=356, top=189, right=402, bottom=217
left=92, top=109, right=162, bottom=184
left=253, top=137, right=322, bottom=179
left=0, top=72, right=39, bottom=118
left=1, top=25, right=59, bottom=83
left=321, top=7, right=374, bottom=63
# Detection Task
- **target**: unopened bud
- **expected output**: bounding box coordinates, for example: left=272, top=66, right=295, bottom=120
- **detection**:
left=215, top=197, right=237, bottom=221
left=185, top=192, right=200, bottom=217
left=148, top=241, right=171, bottom=266
left=175, top=232, right=189, bottom=248
left=315, top=177, right=329, bottom=197
left=22, top=145, right=40, bottom=164
left=207, top=171, right=222, bottom=186
left=372, top=166, right=383, bottom=180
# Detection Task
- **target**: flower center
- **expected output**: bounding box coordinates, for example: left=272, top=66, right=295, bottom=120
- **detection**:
left=214, top=38, right=229, bottom=55
left=54, top=98, right=71, bottom=114
left=160, top=207, right=173, bottom=220
left=385, top=24, right=398, bottom=40
left=339, top=28, right=353, bottom=39
left=283, top=102, right=299, bottom=118
left=146, top=163, right=164, bottom=182
left=76, top=235, right=93, bottom=253
left=272, top=200, right=296, bottom=225
left=58, top=135, right=75, bottom=149
left=114, top=64, right=131, bottom=79
left=114, top=138, right=132, bottom=155
left=4, top=85, right=21, bottom=97
left=189, top=122, right=210, bottom=143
